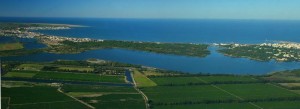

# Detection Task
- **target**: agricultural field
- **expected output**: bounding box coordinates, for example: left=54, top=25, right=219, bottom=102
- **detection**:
left=3, top=71, right=38, bottom=78
left=62, top=84, right=137, bottom=93
left=57, top=66, right=94, bottom=72
left=151, top=103, right=257, bottom=109
left=79, top=94, right=145, bottom=109
left=279, top=83, right=300, bottom=89
left=263, top=69, right=300, bottom=82
left=132, top=69, right=157, bottom=87
left=1, top=86, right=89, bottom=109
left=150, top=75, right=259, bottom=86
left=1, top=97, right=10, bottom=109
left=0, top=42, right=23, bottom=51
left=17, top=63, right=45, bottom=71
left=2, top=61, right=300, bottom=109
left=150, top=77, right=205, bottom=85
left=3, top=70, right=125, bottom=83
left=142, top=85, right=238, bottom=104
left=33, top=71, right=125, bottom=83
left=143, top=75, right=300, bottom=109
left=61, top=84, right=145, bottom=109
left=216, top=83, right=300, bottom=100
left=255, top=101, right=300, bottom=109
left=139, top=69, right=165, bottom=76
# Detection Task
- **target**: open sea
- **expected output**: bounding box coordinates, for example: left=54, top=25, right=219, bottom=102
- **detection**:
left=1, top=17, right=300, bottom=74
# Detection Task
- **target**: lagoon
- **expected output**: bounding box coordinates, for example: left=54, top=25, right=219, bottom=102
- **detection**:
left=1, top=17, right=300, bottom=74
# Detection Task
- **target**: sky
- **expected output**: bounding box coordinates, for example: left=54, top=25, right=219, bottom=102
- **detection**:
left=0, top=0, right=300, bottom=20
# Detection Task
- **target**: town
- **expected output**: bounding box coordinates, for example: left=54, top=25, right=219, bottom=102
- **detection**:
left=0, top=24, right=102, bottom=45
left=218, top=42, right=300, bottom=62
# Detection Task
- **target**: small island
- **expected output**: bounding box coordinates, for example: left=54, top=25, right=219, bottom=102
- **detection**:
left=0, top=23, right=210, bottom=57
left=217, top=42, right=300, bottom=62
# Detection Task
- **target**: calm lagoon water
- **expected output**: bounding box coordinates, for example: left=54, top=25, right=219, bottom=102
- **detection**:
left=1, top=17, right=300, bottom=74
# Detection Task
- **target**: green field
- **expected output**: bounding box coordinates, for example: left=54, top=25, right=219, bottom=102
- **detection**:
left=33, top=71, right=125, bottom=83
left=62, top=84, right=137, bottom=93
left=152, top=103, right=257, bottom=109
left=151, top=101, right=300, bottom=109
left=3, top=70, right=125, bottom=83
left=61, top=84, right=145, bottom=109
left=150, top=76, right=258, bottom=86
left=132, top=69, right=157, bottom=87
left=199, top=76, right=257, bottom=83
left=4, top=71, right=39, bottom=78
left=0, top=42, right=23, bottom=51
left=217, top=83, right=300, bottom=100
left=150, top=77, right=206, bottom=85
left=255, top=101, right=300, bottom=109
left=1, top=86, right=89, bottom=109
left=57, top=66, right=94, bottom=72
left=9, top=101, right=89, bottom=109
left=1, top=97, right=10, bottom=109
left=17, top=64, right=45, bottom=71
left=142, top=85, right=238, bottom=104
left=144, top=76, right=300, bottom=109
left=79, top=94, right=145, bottom=109
left=3, top=61, right=300, bottom=109
left=264, top=69, right=300, bottom=82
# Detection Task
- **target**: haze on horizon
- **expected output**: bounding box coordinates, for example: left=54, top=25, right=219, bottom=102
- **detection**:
left=0, top=0, right=300, bottom=20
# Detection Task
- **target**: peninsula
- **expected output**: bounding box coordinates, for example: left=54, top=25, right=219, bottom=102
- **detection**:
left=0, top=23, right=210, bottom=57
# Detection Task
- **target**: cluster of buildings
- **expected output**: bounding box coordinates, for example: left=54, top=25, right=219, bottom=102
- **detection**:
left=0, top=26, right=103, bottom=46
left=260, top=42, right=300, bottom=49
left=258, top=43, right=300, bottom=61
left=217, top=42, right=300, bottom=62
left=24, top=26, right=70, bottom=30
left=0, top=30, right=40, bottom=38
left=43, top=35, right=93, bottom=42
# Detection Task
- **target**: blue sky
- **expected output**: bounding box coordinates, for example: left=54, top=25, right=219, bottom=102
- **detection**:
left=0, top=0, right=300, bottom=20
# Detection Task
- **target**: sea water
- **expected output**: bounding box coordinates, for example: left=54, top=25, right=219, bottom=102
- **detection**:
left=1, top=17, right=300, bottom=74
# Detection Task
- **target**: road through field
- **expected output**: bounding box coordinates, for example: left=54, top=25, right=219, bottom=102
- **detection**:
left=57, top=87, right=95, bottom=109
left=194, top=77, right=263, bottom=109
left=130, top=70, right=149, bottom=109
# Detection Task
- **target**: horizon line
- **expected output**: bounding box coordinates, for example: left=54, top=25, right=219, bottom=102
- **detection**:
left=1, top=16, right=300, bottom=21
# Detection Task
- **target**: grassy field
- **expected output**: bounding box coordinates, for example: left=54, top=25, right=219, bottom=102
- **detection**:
left=142, top=85, right=238, bottom=104
left=1, top=97, right=10, bottom=109
left=143, top=76, right=300, bottom=109
left=151, top=101, right=300, bottom=109
left=150, top=77, right=205, bottom=85
left=217, top=83, right=300, bottom=100
left=3, top=66, right=300, bottom=109
left=61, top=84, right=145, bottom=109
left=198, top=76, right=257, bottom=83
left=150, top=76, right=258, bottom=86
left=279, top=83, right=300, bottom=88
left=9, top=101, right=89, bottom=109
left=140, top=70, right=164, bottom=76
left=152, top=103, right=257, bottom=109
left=3, top=70, right=125, bottom=83
left=4, top=71, right=39, bottom=78
left=264, top=69, right=300, bottom=82
left=79, top=94, right=145, bottom=109
left=1, top=86, right=89, bottom=109
left=62, top=84, right=137, bottom=93
left=17, top=64, right=45, bottom=71
left=255, top=101, right=300, bottom=109
left=132, top=69, right=157, bottom=87
left=33, top=71, right=125, bottom=83
left=0, top=42, right=23, bottom=51
left=57, top=66, right=94, bottom=72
